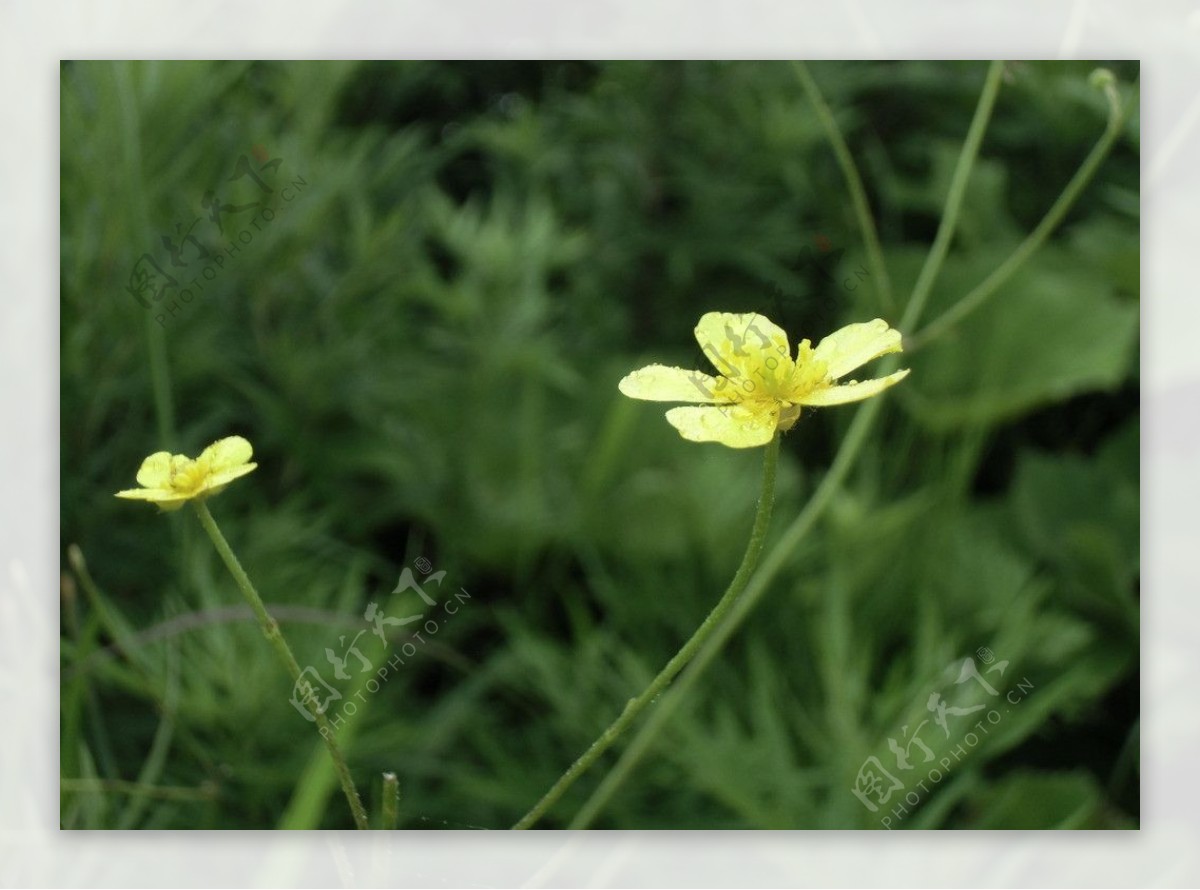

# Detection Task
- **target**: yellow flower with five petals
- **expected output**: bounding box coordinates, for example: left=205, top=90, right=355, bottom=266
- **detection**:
left=618, top=313, right=909, bottom=448
left=115, top=436, right=258, bottom=511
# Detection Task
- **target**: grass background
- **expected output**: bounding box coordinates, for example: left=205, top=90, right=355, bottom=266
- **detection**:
left=60, top=60, right=1139, bottom=829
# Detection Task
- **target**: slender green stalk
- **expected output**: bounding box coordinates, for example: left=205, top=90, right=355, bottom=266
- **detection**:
left=113, top=62, right=176, bottom=453
left=67, top=544, right=142, bottom=667
left=569, top=60, right=1015, bottom=827
left=191, top=500, right=370, bottom=830
left=794, top=61, right=894, bottom=313
left=911, top=70, right=1131, bottom=349
left=570, top=397, right=883, bottom=827
left=380, top=772, right=400, bottom=830
left=901, top=60, right=1005, bottom=330
left=512, top=434, right=781, bottom=829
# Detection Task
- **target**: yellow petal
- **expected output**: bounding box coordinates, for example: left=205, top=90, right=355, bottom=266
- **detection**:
left=205, top=462, right=258, bottom=491
left=664, top=401, right=779, bottom=448
left=115, top=487, right=168, bottom=500
left=797, top=369, right=910, bottom=406
left=199, top=436, right=254, bottom=473
left=135, top=452, right=174, bottom=488
left=618, top=364, right=732, bottom=403
left=114, top=487, right=191, bottom=511
left=694, top=312, right=791, bottom=381
left=812, top=319, right=903, bottom=380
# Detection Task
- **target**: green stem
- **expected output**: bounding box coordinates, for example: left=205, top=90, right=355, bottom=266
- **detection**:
left=113, top=62, right=175, bottom=453
left=67, top=544, right=142, bottom=667
left=794, top=61, right=894, bottom=314
left=911, top=71, right=1131, bottom=349
left=381, top=772, right=400, bottom=830
left=191, top=500, right=370, bottom=830
left=901, top=60, right=1005, bottom=331
left=512, top=434, right=781, bottom=829
left=570, top=399, right=882, bottom=828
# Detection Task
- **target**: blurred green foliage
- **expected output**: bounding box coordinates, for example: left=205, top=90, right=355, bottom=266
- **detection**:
left=60, top=60, right=1138, bottom=829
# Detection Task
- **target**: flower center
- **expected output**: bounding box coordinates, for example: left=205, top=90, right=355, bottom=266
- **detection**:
left=785, top=339, right=830, bottom=401
left=168, top=455, right=211, bottom=494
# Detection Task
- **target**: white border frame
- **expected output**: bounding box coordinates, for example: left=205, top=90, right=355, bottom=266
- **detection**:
left=4, top=0, right=1192, bottom=885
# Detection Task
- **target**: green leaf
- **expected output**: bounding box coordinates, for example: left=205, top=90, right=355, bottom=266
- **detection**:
left=904, top=246, right=1138, bottom=429
left=1006, top=424, right=1139, bottom=630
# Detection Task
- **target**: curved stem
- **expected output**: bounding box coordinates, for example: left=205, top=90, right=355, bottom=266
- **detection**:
left=794, top=61, right=894, bottom=314
left=911, top=72, right=1132, bottom=349
left=901, top=60, right=1005, bottom=331
left=570, top=397, right=883, bottom=828
left=380, top=772, right=400, bottom=830
left=512, top=434, right=780, bottom=829
left=192, top=500, right=370, bottom=830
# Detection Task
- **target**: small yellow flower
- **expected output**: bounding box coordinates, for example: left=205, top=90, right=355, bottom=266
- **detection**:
left=618, top=313, right=910, bottom=448
left=115, top=436, right=258, bottom=511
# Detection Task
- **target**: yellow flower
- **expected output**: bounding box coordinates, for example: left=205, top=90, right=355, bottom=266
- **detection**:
left=115, top=436, right=258, bottom=511
left=618, top=313, right=910, bottom=448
